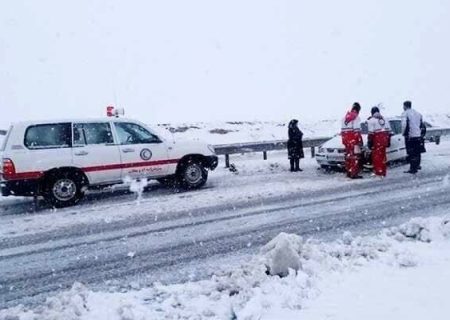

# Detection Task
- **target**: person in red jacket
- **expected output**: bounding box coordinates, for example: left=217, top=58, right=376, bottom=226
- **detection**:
left=341, top=102, right=363, bottom=179
left=367, top=107, right=391, bottom=177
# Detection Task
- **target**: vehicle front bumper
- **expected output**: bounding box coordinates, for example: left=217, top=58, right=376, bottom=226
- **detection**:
left=315, top=153, right=345, bottom=167
left=204, top=155, right=219, bottom=171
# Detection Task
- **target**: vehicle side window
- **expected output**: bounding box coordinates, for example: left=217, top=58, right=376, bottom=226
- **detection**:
left=389, top=120, right=402, bottom=135
left=115, top=122, right=161, bottom=145
left=24, top=123, right=72, bottom=149
left=73, top=123, right=114, bottom=146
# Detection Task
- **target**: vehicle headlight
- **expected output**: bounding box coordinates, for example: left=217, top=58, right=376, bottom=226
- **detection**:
left=207, top=145, right=216, bottom=154
left=318, top=147, right=325, bottom=154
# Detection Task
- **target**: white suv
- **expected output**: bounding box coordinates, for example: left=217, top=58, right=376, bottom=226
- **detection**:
left=0, top=118, right=218, bottom=207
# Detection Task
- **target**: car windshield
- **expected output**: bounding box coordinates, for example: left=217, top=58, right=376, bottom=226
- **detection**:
left=389, top=120, right=402, bottom=135
left=361, top=122, right=369, bottom=134
left=115, top=122, right=161, bottom=145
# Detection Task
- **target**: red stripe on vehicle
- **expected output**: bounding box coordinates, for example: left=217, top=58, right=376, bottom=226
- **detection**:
left=82, top=159, right=180, bottom=173
left=4, top=159, right=179, bottom=181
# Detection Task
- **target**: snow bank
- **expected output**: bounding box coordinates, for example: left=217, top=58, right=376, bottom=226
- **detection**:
left=1, top=216, right=450, bottom=320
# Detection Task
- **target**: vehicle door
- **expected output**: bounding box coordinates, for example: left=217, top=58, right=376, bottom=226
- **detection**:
left=113, top=122, right=170, bottom=179
left=72, top=122, right=122, bottom=185
left=387, top=120, right=406, bottom=161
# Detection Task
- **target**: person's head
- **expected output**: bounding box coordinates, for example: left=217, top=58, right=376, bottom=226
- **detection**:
left=371, top=106, right=380, bottom=116
left=351, top=102, right=361, bottom=113
left=289, top=119, right=298, bottom=128
left=403, top=100, right=412, bottom=111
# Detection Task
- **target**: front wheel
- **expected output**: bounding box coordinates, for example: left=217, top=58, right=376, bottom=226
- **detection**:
left=177, top=161, right=208, bottom=189
left=42, top=172, right=85, bottom=208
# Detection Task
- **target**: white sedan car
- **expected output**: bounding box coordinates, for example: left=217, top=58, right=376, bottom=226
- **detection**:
left=316, top=118, right=407, bottom=169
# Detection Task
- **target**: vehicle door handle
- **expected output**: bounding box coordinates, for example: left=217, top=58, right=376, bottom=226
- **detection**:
left=74, top=151, right=89, bottom=156
left=122, top=148, right=135, bottom=153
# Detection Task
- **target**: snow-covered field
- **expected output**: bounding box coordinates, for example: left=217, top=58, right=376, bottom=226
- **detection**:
left=2, top=216, right=449, bottom=320
left=152, top=113, right=450, bottom=144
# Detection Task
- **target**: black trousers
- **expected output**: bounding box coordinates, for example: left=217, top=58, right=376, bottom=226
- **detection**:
left=290, top=158, right=300, bottom=171
left=406, top=137, right=421, bottom=172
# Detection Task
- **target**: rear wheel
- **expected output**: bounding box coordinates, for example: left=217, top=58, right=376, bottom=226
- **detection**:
left=42, top=171, right=85, bottom=208
left=177, top=160, right=208, bottom=189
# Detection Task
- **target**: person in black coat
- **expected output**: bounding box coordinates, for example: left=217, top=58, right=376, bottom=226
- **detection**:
left=287, top=119, right=304, bottom=172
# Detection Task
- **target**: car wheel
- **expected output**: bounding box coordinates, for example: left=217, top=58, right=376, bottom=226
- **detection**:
left=43, top=172, right=85, bottom=208
left=178, top=161, right=208, bottom=189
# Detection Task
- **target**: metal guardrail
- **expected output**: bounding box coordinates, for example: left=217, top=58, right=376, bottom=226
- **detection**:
left=214, top=137, right=332, bottom=167
left=214, top=127, right=450, bottom=168
left=425, top=127, right=450, bottom=143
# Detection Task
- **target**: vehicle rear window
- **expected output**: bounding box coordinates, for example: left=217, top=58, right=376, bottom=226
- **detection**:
left=24, top=123, right=72, bottom=149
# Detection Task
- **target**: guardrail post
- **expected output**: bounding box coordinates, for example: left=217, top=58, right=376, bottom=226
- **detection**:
left=263, top=151, right=267, bottom=160
left=225, top=154, right=230, bottom=168
left=310, top=147, right=316, bottom=158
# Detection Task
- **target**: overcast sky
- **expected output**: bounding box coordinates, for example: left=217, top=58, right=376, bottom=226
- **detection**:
left=1, top=0, right=449, bottom=127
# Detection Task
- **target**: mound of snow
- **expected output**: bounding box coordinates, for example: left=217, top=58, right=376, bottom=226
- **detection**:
left=2, top=216, right=449, bottom=320
left=260, top=232, right=303, bottom=277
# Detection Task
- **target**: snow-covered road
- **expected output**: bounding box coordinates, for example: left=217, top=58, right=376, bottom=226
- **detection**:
left=0, top=140, right=449, bottom=309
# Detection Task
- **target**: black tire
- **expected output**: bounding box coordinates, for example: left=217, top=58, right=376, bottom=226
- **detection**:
left=42, top=171, right=85, bottom=208
left=177, top=160, right=208, bottom=189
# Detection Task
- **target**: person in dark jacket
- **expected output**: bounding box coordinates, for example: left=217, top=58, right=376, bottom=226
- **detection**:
left=287, top=119, right=304, bottom=172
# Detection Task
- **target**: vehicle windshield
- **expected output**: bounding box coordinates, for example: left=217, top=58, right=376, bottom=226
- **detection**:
left=115, top=122, right=162, bottom=145
left=361, top=122, right=369, bottom=134
left=389, top=120, right=402, bottom=135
